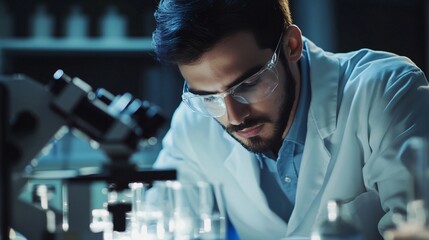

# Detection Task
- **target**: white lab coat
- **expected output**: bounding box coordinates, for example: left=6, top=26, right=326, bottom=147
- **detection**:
left=153, top=38, right=429, bottom=240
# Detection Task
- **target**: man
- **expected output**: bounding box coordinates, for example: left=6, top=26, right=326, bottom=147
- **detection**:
left=151, top=0, right=429, bottom=239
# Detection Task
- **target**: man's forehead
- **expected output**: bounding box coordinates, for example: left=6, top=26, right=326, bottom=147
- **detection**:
left=212, top=31, right=261, bottom=55
left=178, top=31, right=262, bottom=70
left=180, top=32, right=261, bottom=66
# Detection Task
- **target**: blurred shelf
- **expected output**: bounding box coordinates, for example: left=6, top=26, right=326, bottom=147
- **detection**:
left=0, top=37, right=154, bottom=55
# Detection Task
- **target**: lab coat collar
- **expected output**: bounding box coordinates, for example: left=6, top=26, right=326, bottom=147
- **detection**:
left=304, top=37, right=339, bottom=139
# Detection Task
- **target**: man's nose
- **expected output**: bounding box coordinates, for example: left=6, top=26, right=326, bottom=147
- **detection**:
left=224, top=95, right=250, bottom=125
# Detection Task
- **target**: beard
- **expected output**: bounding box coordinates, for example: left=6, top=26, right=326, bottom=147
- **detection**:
left=218, top=57, right=296, bottom=154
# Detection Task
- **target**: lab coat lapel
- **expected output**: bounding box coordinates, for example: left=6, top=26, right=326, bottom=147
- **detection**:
left=222, top=133, right=283, bottom=222
left=222, top=137, right=265, bottom=203
left=287, top=38, right=340, bottom=235
left=304, top=38, right=339, bottom=139
left=286, top=114, right=332, bottom=234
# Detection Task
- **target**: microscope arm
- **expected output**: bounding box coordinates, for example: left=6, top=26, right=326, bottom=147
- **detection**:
left=0, top=70, right=173, bottom=239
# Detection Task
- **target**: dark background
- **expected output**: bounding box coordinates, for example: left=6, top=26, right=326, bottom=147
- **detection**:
left=0, top=0, right=428, bottom=239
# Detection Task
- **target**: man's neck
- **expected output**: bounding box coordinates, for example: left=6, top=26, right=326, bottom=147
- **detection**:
left=272, top=62, right=302, bottom=155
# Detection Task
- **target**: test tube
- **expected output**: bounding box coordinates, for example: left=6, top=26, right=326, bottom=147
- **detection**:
left=403, top=137, right=429, bottom=226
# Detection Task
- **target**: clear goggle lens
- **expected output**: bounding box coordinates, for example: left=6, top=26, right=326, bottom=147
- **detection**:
left=182, top=67, right=279, bottom=117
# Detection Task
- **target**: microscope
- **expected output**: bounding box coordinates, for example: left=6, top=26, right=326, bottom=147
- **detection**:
left=0, top=70, right=176, bottom=239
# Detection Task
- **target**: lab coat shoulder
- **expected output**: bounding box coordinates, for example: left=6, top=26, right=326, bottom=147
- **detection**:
left=335, top=48, right=429, bottom=152
left=326, top=47, right=428, bottom=145
left=336, top=48, right=426, bottom=96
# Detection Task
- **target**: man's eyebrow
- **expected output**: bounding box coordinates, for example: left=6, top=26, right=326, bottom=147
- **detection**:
left=188, top=65, right=263, bottom=95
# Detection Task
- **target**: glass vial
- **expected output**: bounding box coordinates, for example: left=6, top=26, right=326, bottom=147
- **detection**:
left=311, top=200, right=363, bottom=240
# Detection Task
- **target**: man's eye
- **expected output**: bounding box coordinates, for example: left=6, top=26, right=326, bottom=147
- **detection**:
left=241, top=76, right=261, bottom=88
left=203, top=96, right=217, bottom=103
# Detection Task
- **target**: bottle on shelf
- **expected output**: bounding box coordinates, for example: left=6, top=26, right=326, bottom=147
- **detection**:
left=100, top=5, right=127, bottom=39
left=0, top=1, right=13, bottom=38
left=64, top=5, right=89, bottom=39
left=31, top=4, right=54, bottom=39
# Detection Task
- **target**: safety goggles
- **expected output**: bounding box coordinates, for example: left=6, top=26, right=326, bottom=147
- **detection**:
left=181, top=33, right=283, bottom=117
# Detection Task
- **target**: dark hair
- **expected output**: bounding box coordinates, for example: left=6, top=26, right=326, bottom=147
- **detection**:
left=152, top=0, right=292, bottom=64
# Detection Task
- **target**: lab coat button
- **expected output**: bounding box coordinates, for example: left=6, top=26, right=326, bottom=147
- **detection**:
left=284, top=176, right=292, bottom=183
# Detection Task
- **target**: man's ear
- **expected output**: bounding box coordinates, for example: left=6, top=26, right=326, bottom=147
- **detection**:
left=283, top=25, right=303, bottom=63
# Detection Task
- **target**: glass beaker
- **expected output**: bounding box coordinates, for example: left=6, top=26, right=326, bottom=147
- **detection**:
left=142, top=181, right=226, bottom=240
